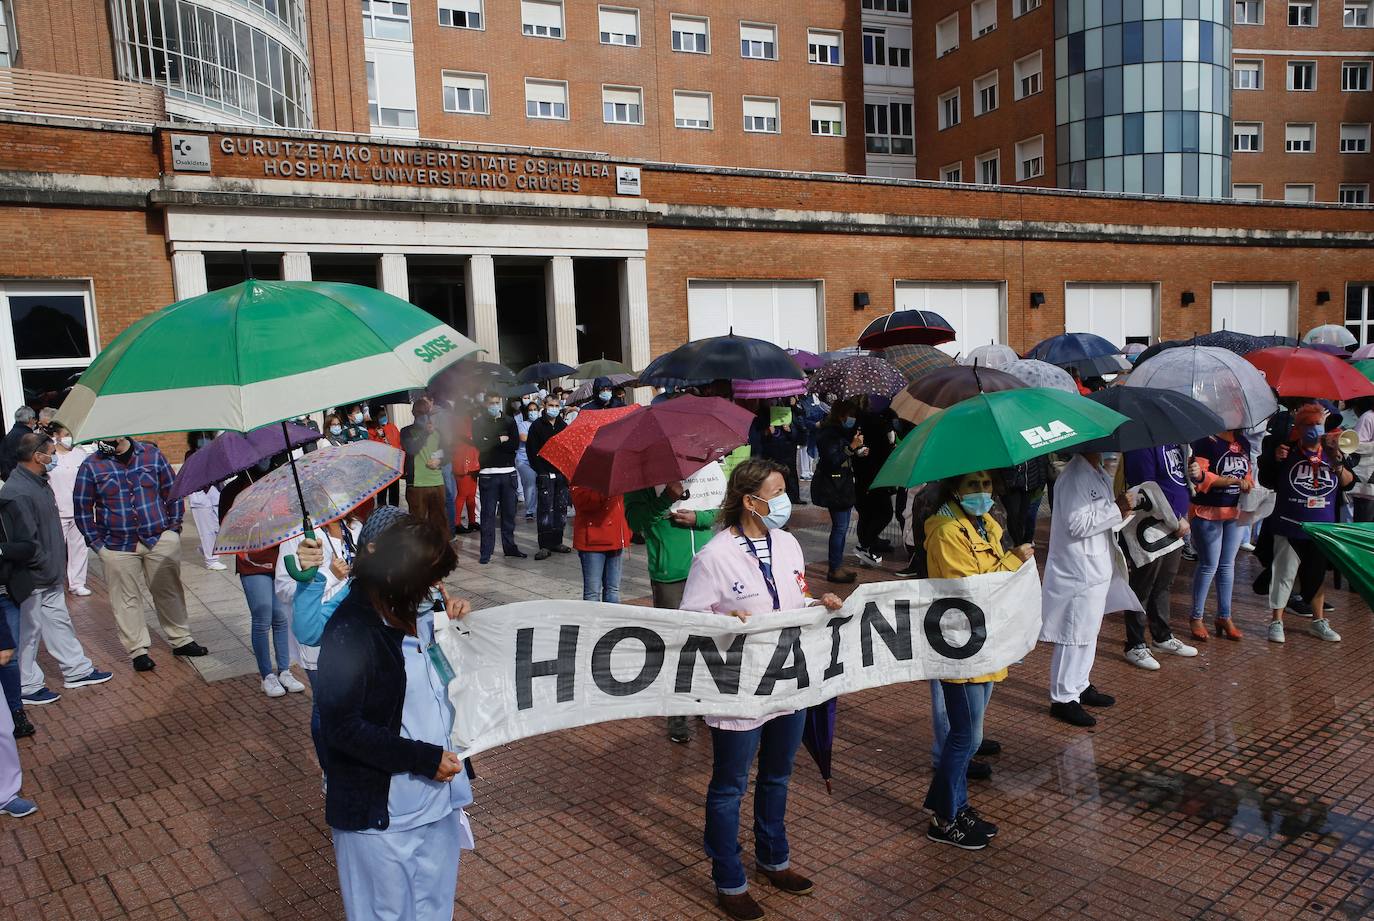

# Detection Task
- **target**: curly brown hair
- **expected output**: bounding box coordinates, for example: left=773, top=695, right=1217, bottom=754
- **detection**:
left=719, top=458, right=789, bottom=530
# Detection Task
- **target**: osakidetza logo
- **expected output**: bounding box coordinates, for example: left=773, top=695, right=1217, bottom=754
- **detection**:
left=1020, top=419, right=1077, bottom=448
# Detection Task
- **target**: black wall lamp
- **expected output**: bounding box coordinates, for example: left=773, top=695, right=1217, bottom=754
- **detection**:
left=1317, top=290, right=1331, bottom=305
left=1181, top=290, right=1196, bottom=306
left=853, top=291, right=870, bottom=310
left=1029, top=291, right=1045, bottom=308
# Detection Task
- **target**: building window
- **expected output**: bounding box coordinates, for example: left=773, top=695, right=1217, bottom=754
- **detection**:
left=366, top=55, right=418, bottom=128
left=971, top=0, right=997, bottom=37
left=521, top=0, right=563, bottom=38
left=810, top=100, right=844, bottom=136
left=974, top=71, right=998, bottom=115
left=442, top=71, right=488, bottom=114
left=1344, top=0, right=1370, bottom=25
left=1340, top=183, right=1370, bottom=203
left=936, top=14, right=959, bottom=57
left=671, top=14, right=708, bottom=52
left=1285, top=122, right=1314, bottom=151
left=1016, top=136, right=1044, bottom=180
left=809, top=30, right=842, bottom=65
left=438, top=0, right=482, bottom=30
left=743, top=96, right=779, bottom=133
left=1289, top=0, right=1315, bottom=24
left=863, top=0, right=910, bottom=11
left=1348, top=283, right=1374, bottom=344
left=1287, top=61, right=1315, bottom=90
left=599, top=7, right=638, bottom=46
left=673, top=90, right=711, bottom=128
left=602, top=85, right=642, bottom=124
left=862, top=28, right=884, bottom=65
left=1232, top=183, right=1262, bottom=199
left=976, top=150, right=999, bottom=184
left=1234, top=60, right=1262, bottom=89
left=1285, top=184, right=1314, bottom=202
left=1016, top=0, right=1042, bottom=14
left=1343, top=61, right=1372, bottom=91
left=1014, top=51, right=1043, bottom=98
left=740, top=22, right=777, bottom=60
left=524, top=78, right=568, bottom=118
left=865, top=97, right=913, bottom=154
left=1234, top=0, right=1263, bottom=23
left=0, top=283, right=99, bottom=420
left=0, top=0, right=13, bottom=67
left=938, top=89, right=961, bottom=129
left=863, top=27, right=910, bottom=68
left=1341, top=123, right=1372, bottom=152
left=362, top=0, right=412, bottom=41
left=941, top=163, right=963, bottom=182
left=1233, top=122, right=1262, bottom=151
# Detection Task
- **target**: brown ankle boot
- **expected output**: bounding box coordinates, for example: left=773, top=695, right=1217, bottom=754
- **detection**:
left=717, top=891, right=764, bottom=920
left=760, top=867, right=814, bottom=895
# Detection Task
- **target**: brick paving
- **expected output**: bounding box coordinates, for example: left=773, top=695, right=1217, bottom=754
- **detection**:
left=3, top=501, right=1374, bottom=921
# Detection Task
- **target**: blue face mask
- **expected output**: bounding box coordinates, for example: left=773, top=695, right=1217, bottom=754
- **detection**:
left=564, top=411, right=578, bottom=425
left=487, top=404, right=502, bottom=417
left=328, top=424, right=343, bottom=436
left=42, top=454, right=57, bottom=473
left=545, top=406, right=560, bottom=418
left=959, top=492, right=995, bottom=517
left=599, top=390, right=613, bottom=402
left=842, top=417, right=857, bottom=429
left=378, top=415, right=388, bottom=425
left=751, top=493, right=792, bottom=530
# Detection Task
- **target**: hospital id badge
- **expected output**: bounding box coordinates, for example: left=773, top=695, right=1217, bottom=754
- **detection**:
left=426, top=642, right=457, bottom=685
left=1306, top=497, right=1326, bottom=509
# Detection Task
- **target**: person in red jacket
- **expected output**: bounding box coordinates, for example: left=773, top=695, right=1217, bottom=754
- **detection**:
left=571, top=486, right=630, bottom=602
left=366, top=405, right=403, bottom=506
left=449, top=411, right=480, bottom=534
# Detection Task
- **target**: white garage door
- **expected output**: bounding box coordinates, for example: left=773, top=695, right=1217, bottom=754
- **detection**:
left=1211, top=284, right=1294, bottom=338
left=687, top=280, right=822, bottom=352
left=894, top=282, right=1002, bottom=357
left=1065, top=283, right=1156, bottom=346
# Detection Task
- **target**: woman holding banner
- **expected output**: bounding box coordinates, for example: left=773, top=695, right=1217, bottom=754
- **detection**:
left=681, top=459, right=843, bottom=921
left=923, top=470, right=1034, bottom=850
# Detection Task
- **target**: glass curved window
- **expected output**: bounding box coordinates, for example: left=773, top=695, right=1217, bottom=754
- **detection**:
left=110, top=0, right=312, bottom=128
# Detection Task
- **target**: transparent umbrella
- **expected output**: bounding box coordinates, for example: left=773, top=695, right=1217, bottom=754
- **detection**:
left=1303, top=325, right=1358, bottom=350
left=959, top=343, right=1019, bottom=370
left=1126, top=345, right=1278, bottom=430
left=1005, top=359, right=1077, bottom=394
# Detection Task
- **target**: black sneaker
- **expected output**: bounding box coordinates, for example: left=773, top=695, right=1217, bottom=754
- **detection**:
left=552, top=545, right=572, bottom=554
left=1286, top=597, right=1314, bottom=618
left=1049, top=701, right=1097, bottom=727
left=667, top=716, right=691, bottom=743
left=927, top=818, right=989, bottom=850
left=1182, top=546, right=1197, bottom=562
left=966, top=760, right=992, bottom=781
left=976, top=739, right=1002, bottom=757
left=132, top=654, right=156, bottom=672
left=1080, top=684, right=1115, bottom=708
left=958, top=807, right=998, bottom=839
left=172, top=642, right=208, bottom=658
left=10, top=709, right=35, bottom=739
left=505, top=549, right=528, bottom=559
left=534, top=549, right=552, bottom=560
left=1323, top=601, right=1334, bottom=613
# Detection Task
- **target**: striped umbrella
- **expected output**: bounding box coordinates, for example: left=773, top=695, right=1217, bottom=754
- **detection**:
left=732, top=378, right=809, bottom=399
left=807, top=356, right=907, bottom=400
left=880, top=344, right=957, bottom=383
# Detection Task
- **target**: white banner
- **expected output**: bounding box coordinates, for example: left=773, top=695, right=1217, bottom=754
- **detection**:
left=656, top=461, right=727, bottom=513
left=1119, top=481, right=1184, bottom=568
left=436, top=562, right=1043, bottom=759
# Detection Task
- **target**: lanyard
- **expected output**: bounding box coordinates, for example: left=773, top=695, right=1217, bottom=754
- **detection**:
left=737, top=528, right=780, bottom=611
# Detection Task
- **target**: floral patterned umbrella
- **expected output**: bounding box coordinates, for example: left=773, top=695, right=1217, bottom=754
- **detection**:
left=878, top=344, right=957, bottom=383
left=807, top=355, right=907, bottom=400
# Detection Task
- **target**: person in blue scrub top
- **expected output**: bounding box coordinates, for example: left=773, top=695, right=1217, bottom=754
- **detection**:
left=311, top=512, right=475, bottom=921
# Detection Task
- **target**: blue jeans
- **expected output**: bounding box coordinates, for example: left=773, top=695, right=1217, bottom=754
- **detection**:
left=0, top=596, right=21, bottom=714
left=923, top=681, right=992, bottom=823
left=240, top=573, right=289, bottom=677
left=1190, top=517, right=1245, bottom=620
left=827, top=507, right=851, bottom=573
left=515, top=459, right=538, bottom=516
left=442, top=465, right=458, bottom=534
left=929, top=679, right=995, bottom=767
left=579, top=550, right=623, bottom=602
left=705, top=711, right=806, bottom=895
left=304, top=668, right=327, bottom=772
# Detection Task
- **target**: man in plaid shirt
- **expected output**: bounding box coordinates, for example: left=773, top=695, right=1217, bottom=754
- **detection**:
left=73, top=438, right=206, bottom=672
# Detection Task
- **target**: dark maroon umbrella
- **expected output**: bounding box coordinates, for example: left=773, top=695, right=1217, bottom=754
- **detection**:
left=890, top=365, right=1027, bottom=424
left=801, top=698, right=837, bottom=794
left=171, top=422, right=322, bottom=499
left=857, top=310, right=957, bottom=350
left=572, top=395, right=754, bottom=495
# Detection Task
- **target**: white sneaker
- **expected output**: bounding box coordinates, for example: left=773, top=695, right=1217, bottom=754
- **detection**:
left=1308, top=618, right=1341, bottom=642
left=262, top=673, right=286, bottom=698
left=69, top=586, right=92, bottom=597
left=855, top=547, right=883, bottom=567
left=1268, top=621, right=1286, bottom=644
left=1125, top=647, right=1161, bottom=670
left=1240, top=542, right=1256, bottom=552
left=278, top=670, right=305, bottom=693
left=206, top=560, right=228, bottom=571
left=1151, top=637, right=1198, bottom=658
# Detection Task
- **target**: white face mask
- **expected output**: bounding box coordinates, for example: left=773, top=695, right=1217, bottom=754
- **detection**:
left=58, top=436, right=73, bottom=449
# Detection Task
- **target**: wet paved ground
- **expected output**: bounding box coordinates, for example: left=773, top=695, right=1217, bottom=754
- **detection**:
left=3, top=498, right=1373, bottom=921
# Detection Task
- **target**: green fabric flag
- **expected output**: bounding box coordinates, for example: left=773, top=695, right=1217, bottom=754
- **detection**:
left=1302, top=522, right=1374, bottom=613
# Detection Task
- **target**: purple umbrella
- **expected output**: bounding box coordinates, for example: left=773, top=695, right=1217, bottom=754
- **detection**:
left=172, top=422, right=322, bottom=499
left=801, top=698, right=837, bottom=794
left=786, top=348, right=824, bottom=371
left=731, top=378, right=808, bottom=399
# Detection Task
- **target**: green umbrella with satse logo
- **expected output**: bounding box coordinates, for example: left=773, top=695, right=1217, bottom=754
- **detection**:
left=872, top=387, right=1129, bottom=488
left=1302, top=523, right=1374, bottom=612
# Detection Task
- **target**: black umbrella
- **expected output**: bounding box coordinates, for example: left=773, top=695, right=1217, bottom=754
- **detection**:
left=517, top=361, right=576, bottom=383
left=1070, top=387, right=1226, bottom=453
left=857, top=310, right=956, bottom=349
left=1135, top=330, right=1268, bottom=365
left=638, top=334, right=803, bottom=385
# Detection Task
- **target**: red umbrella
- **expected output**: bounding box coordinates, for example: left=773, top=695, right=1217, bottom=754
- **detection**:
left=573, top=395, right=754, bottom=495
left=539, top=405, right=641, bottom=480
left=1244, top=347, right=1374, bottom=400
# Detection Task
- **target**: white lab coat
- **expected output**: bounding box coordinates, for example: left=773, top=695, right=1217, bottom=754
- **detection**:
left=1039, top=455, right=1141, bottom=646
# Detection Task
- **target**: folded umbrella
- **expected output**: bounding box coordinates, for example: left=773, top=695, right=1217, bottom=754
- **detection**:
left=518, top=361, right=577, bottom=383
left=573, top=358, right=634, bottom=379
left=786, top=348, right=824, bottom=371
left=216, top=441, right=404, bottom=553
left=171, top=422, right=322, bottom=499
left=731, top=378, right=808, bottom=399
left=538, top=405, right=642, bottom=480
left=572, top=395, right=755, bottom=495
left=1302, top=523, right=1374, bottom=612
left=878, top=344, right=956, bottom=384
left=959, top=343, right=1020, bottom=370
left=1245, top=347, right=1374, bottom=401
left=1126, top=345, right=1278, bottom=430
left=1068, top=387, right=1226, bottom=454
left=1303, top=325, right=1358, bottom=350
left=800, top=698, right=837, bottom=794
left=640, top=334, right=804, bottom=384
left=857, top=310, right=956, bottom=350
left=806, top=356, right=906, bottom=401
left=1005, top=358, right=1077, bottom=394
left=891, top=365, right=1026, bottom=425
left=873, top=388, right=1128, bottom=488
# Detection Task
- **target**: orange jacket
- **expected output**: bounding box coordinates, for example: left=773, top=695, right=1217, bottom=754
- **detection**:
left=571, top=487, right=630, bottom=552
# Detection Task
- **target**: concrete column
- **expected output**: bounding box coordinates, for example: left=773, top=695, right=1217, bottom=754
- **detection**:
left=618, top=256, right=651, bottom=372
left=545, top=256, right=579, bottom=368
left=380, top=253, right=410, bottom=301
left=281, top=252, right=313, bottom=281
left=170, top=251, right=207, bottom=301
left=464, top=254, right=500, bottom=362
